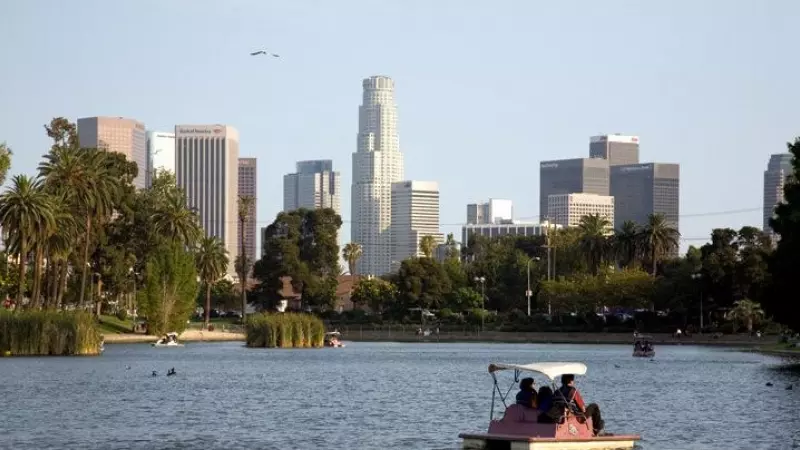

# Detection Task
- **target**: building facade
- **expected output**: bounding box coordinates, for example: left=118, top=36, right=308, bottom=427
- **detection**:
left=547, top=193, right=614, bottom=230
left=462, top=221, right=562, bottom=246
left=763, top=153, right=793, bottom=238
left=589, top=134, right=640, bottom=166
left=466, top=199, right=513, bottom=224
left=283, top=159, right=341, bottom=215
left=610, top=163, right=680, bottom=232
left=351, top=75, right=404, bottom=275
left=539, top=158, right=609, bottom=221
left=77, top=116, right=147, bottom=189
left=175, top=124, right=239, bottom=276
left=146, top=131, right=175, bottom=186
left=390, top=181, right=441, bottom=269
left=238, top=158, right=258, bottom=267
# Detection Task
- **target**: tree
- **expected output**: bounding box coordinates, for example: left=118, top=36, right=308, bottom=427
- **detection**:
left=577, top=214, right=611, bottom=275
left=613, top=220, right=640, bottom=269
left=0, top=175, right=55, bottom=307
left=727, top=298, right=764, bottom=332
left=419, top=235, right=437, bottom=258
left=447, top=287, right=483, bottom=312
left=342, top=242, right=362, bottom=275
left=394, top=257, right=452, bottom=311
left=237, top=195, right=255, bottom=318
left=195, top=237, right=229, bottom=329
left=350, top=277, right=396, bottom=312
left=139, top=241, right=199, bottom=335
left=151, top=188, right=201, bottom=247
left=640, top=213, right=680, bottom=276
left=767, top=137, right=800, bottom=332
left=0, top=142, right=12, bottom=186
left=443, top=233, right=460, bottom=260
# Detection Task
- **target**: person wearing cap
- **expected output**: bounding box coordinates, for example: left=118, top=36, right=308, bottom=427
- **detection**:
left=515, top=377, right=538, bottom=409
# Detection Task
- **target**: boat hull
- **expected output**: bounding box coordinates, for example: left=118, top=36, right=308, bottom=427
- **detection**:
left=461, top=433, right=639, bottom=450
left=632, top=351, right=654, bottom=357
left=152, top=343, right=184, bottom=347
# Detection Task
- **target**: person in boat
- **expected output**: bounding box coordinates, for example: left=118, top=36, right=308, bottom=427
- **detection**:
left=551, top=374, right=605, bottom=436
left=536, top=386, right=555, bottom=423
left=515, top=377, right=538, bottom=409
left=634, top=341, right=642, bottom=352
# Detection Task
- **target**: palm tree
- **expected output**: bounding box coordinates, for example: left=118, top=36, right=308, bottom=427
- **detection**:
left=613, top=220, right=640, bottom=268
left=0, top=142, right=12, bottom=186
left=419, top=235, right=437, bottom=258
left=727, top=298, right=764, bottom=332
left=237, top=195, right=255, bottom=319
left=0, top=175, right=55, bottom=307
left=577, top=214, right=611, bottom=275
left=342, top=242, right=362, bottom=275
left=195, top=237, right=229, bottom=330
left=640, top=213, right=680, bottom=276
left=443, top=233, right=460, bottom=259
left=152, top=189, right=201, bottom=246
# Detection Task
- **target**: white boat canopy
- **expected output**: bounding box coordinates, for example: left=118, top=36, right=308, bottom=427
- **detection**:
left=166, top=332, right=179, bottom=337
left=488, top=362, right=588, bottom=381
left=325, top=331, right=341, bottom=336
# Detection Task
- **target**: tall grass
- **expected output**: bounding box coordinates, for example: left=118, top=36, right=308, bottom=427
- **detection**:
left=246, top=313, right=325, bottom=348
left=0, top=310, right=102, bottom=356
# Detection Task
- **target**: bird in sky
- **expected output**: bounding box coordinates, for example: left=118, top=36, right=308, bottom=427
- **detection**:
left=250, top=50, right=280, bottom=57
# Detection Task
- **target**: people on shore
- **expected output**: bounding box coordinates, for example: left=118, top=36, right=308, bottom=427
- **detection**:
left=515, top=377, right=537, bottom=409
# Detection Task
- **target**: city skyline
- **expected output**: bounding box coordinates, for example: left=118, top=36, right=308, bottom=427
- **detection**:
left=283, top=159, right=341, bottom=215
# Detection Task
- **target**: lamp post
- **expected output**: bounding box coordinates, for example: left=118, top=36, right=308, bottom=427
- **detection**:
left=474, top=276, right=486, bottom=331
left=691, top=273, right=703, bottom=332
left=526, top=257, right=541, bottom=317
left=129, top=268, right=139, bottom=332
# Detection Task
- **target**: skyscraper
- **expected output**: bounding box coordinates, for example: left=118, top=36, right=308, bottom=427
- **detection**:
left=283, top=160, right=341, bottom=215
left=391, top=181, right=441, bottom=269
left=77, top=116, right=147, bottom=189
left=466, top=199, right=513, bottom=224
left=238, top=158, right=257, bottom=267
left=547, top=193, right=614, bottom=230
left=763, top=153, right=793, bottom=237
left=610, top=163, right=680, bottom=231
left=539, top=158, right=610, bottom=221
left=146, top=131, right=175, bottom=186
left=589, top=134, right=640, bottom=166
left=174, top=125, right=239, bottom=276
left=351, top=75, right=404, bottom=276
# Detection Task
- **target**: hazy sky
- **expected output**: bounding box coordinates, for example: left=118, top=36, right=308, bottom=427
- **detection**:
left=1, top=0, right=798, bottom=253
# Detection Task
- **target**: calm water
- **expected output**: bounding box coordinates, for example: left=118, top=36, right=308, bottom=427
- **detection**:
left=0, top=342, right=797, bottom=450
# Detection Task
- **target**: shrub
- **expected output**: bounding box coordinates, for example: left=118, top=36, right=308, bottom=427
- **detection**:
left=245, top=312, right=325, bottom=348
left=0, top=310, right=102, bottom=356
left=115, top=309, right=128, bottom=321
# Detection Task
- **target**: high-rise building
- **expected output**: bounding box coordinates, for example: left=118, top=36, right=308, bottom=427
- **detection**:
left=238, top=158, right=257, bottom=267
left=539, top=158, right=609, bottom=221
left=175, top=125, right=239, bottom=276
left=763, top=153, right=793, bottom=237
left=77, top=116, right=147, bottom=189
left=547, top=193, right=615, bottom=230
left=146, top=131, right=175, bottom=186
left=610, top=163, right=680, bottom=232
left=589, top=134, right=640, bottom=166
left=283, top=160, right=341, bottom=215
left=466, top=199, right=514, bottom=224
left=390, top=181, right=441, bottom=269
left=462, top=221, right=562, bottom=245
left=351, top=75, right=404, bottom=276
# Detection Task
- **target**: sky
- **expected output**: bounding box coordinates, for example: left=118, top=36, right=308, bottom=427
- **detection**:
left=1, top=0, right=798, bottom=254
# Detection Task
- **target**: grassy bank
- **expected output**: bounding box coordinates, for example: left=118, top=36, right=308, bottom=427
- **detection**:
left=0, top=310, right=102, bottom=356
left=246, top=313, right=325, bottom=348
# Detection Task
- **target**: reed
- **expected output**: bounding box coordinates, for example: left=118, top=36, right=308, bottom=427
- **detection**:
left=0, top=310, right=102, bottom=356
left=245, top=313, right=325, bottom=348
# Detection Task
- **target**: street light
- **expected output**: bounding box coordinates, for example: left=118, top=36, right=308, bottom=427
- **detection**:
left=526, top=257, right=541, bottom=317
left=129, top=268, right=139, bottom=332
left=474, top=276, right=486, bottom=332
left=691, top=273, right=703, bottom=332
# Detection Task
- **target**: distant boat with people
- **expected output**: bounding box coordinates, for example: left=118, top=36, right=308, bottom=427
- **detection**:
left=633, top=335, right=655, bottom=357
left=324, top=331, right=345, bottom=348
left=152, top=332, right=184, bottom=347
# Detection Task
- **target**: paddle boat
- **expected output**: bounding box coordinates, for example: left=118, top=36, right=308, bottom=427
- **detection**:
left=324, top=331, right=345, bottom=348
left=459, top=362, right=640, bottom=450
left=633, top=335, right=655, bottom=358
left=152, top=332, right=184, bottom=347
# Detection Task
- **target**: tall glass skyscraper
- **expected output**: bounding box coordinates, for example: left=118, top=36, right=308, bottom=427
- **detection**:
left=77, top=116, right=147, bottom=189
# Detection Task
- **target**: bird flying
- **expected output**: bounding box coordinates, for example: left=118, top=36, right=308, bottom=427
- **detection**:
left=251, top=50, right=279, bottom=57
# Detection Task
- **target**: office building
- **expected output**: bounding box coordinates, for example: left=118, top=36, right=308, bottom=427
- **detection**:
left=610, top=162, right=680, bottom=232
left=589, top=134, right=640, bottom=166
left=466, top=199, right=513, bottom=224
left=763, top=153, right=793, bottom=237
left=77, top=116, right=147, bottom=189
left=462, top=221, right=562, bottom=246
left=539, top=158, right=609, bottom=221
left=238, top=158, right=257, bottom=267
left=283, top=160, right=341, bottom=215
left=175, top=124, right=239, bottom=276
left=547, top=193, right=614, bottom=230
left=146, top=131, right=175, bottom=186
left=351, top=75, right=404, bottom=275
left=390, top=181, right=441, bottom=268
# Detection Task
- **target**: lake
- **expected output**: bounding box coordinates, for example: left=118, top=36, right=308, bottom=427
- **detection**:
left=0, top=342, right=797, bottom=449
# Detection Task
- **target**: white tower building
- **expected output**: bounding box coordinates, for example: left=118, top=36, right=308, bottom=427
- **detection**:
left=351, top=76, right=404, bottom=275
left=391, top=181, right=442, bottom=269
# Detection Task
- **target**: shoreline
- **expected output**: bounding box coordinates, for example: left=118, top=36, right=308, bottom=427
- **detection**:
left=102, top=329, right=245, bottom=344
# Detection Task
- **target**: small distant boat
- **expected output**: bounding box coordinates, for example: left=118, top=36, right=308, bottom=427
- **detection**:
left=324, top=331, right=345, bottom=348
left=152, top=332, right=184, bottom=347
left=633, top=335, right=655, bottom=358
left=459, top=362, right=641, bottom=450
